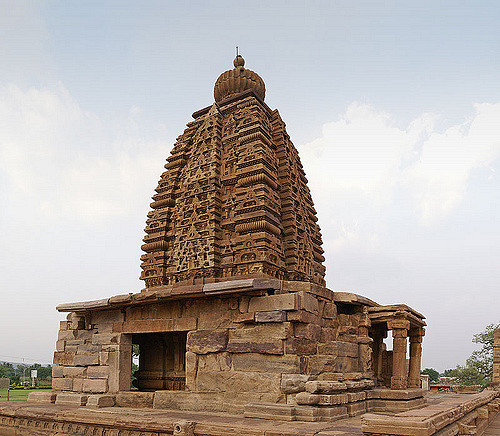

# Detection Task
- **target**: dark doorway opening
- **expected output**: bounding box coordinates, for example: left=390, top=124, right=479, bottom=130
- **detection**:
left=132, top=331, right=187, bottom=391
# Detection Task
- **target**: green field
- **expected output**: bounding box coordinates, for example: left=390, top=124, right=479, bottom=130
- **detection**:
left=0, top=389, right=51, bottom=402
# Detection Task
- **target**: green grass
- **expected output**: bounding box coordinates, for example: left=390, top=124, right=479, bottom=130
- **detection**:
left=0, top=388, right=51, bottom=402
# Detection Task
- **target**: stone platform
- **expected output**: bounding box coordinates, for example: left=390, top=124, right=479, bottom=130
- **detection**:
left=363, top=390, right=500, bottom=436
left=1, top=391, right=499, bottom=436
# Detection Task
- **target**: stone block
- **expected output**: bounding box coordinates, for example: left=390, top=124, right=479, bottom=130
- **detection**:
left=314, top=405, right=349, bottom=422
left=55, top=392, right=88, bottom=406
left=248, top=293, right=298, bottom=312
left=281, top=374, right=314, bottom=394
left=52, top=365, right=64, bottom=378
left=91, top=309, right=124, bottom=324
left=82, top=378, right=108, bottom=393
left=282, top=281, right=334, bottom=301
left=321, top=327, right=337, bottom=342
left=345, top=380, right=369, bottom=390
left=347, top=400, right=367, bottom=416
left=234, top=312, right=255, bottom=323
left=186, top=329, right=228, bottom=354
left=185, top=351, right=198, bottom=390
left=53, top=351, right=75, bottom=365
left=232, top=353, right=299, bottom=373
left=371, top=388, right=424, bottom=400
left=244, top=403, right=295, bottom=421
left=55, top=340, right=66, bottom=352
left=153, top=391, right=224, bottom=412
left=287, top=310, right=322, bottom=325
left=115, top=391, right=154, bottom=408
left=72, top=378, right=84, bottom=391
left=86, top=394, right=115, bottom=408
left=317, top=341, right=359, bottom=358
left=52, top=377, right=73, bottom=391
left=298, top=291, right=320, bottom=314
left=91, top=333, right=121, bottom=345
left=99, top=351, right=109, bottom=365
left=196, top=370, right=281, bottom=394
left=226, top=339, right=283, bottom=355
left=285, top=337, right=317, bottom=355
left=87, top=365, right=110, bottom=379
left=62, top=366, right=86, bottom=378
left=197, top=352, right=231, bottom=372
left=221, top=392, right=286, bottom=415
left=66, top=339, right=85, bottom=347
left=316, top=372, right=346, bottom=381
left=295, top=392, right=349, bottom=406
left=347, top=391, right=366, bottom=402
left=73, top=354, right=99, bottom=366
left=75, top=329, right=94, bottom=340
left=294, top=323, right=322, bottom=341
left=323, top=302, right=337, bottom=319
left=58, top=329, right=77, bottom=341
left=68, top=314, right=86, bottom=330
left=108, top=348, right=131, bottom=392
left=27, top=391, right=57, bottom=403
left=305, top=381, right=347, bottom=394
left=227, top=323, right=288, bottom=354
left=114, top=317, right=197, bottom=334
left=307, top=355, right=359, bottom=374
left=255, top=310, right=286, bottom=323
left=229, top=323, right=290, bottom=341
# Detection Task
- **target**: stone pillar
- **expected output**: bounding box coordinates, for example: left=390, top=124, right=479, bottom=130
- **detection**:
left=388, top=316, right=410, bottom=390
left=408, top=327, right=425, bottom=388
left=371, top=328, right=387, bottom=384
left=358, top=307, right=373, bottom=375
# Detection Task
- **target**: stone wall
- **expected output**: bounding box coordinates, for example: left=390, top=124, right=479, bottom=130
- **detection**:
left=493, top=328, right=500, bottom=389
left=53, top=311, right=132, bottom=394
left=52, top=281, right=378, bottom=417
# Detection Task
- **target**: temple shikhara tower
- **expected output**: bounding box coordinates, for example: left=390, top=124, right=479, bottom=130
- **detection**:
left=9, top=56, right=498, bottom=436
left=140, top=54, right=325, bottom=289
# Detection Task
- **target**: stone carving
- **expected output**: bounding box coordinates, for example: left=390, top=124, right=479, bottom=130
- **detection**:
left=140, top=56, right=326, bottom=289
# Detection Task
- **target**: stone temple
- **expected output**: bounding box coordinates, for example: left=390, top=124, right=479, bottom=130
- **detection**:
left=3, top=56, right=499, bottom=436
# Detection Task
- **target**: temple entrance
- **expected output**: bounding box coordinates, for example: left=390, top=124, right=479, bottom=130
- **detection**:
left=132, top=332, right=187, bottom=391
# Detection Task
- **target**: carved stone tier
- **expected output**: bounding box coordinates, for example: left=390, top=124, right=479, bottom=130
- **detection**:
left=140, top=56, right=326, bottom=289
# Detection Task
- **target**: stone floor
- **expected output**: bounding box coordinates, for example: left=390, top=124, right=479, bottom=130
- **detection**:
left=1, top=392, right=499, bottom=435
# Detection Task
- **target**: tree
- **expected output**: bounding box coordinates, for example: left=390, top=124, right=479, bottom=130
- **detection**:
left=421, top=368, right=440, bottom=382
left=466, top=323, right=499, bottom=382
left=442, top=369, right=454, bottom=377
left=449, top=365, right=485, bottom=386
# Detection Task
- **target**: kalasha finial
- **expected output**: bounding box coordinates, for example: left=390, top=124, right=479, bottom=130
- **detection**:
left=234, top=47, right=245, bottom=68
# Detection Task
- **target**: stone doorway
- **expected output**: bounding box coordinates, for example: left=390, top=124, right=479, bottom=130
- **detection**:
left=132, top=332, right=187, bottom=391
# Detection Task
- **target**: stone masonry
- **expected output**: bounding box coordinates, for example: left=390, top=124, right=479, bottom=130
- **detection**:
left=493, top=328, right=500, bottom=389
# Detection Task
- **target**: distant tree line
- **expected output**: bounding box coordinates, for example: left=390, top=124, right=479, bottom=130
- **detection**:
left=422, top=323, right=499, bottom=387
left=0, top=362, right=52, bottom=385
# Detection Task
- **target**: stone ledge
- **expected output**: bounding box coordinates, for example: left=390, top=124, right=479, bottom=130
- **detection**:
left=27, top=391, right=57, bottom=404
left=56, top=279, right=381, bottom=313
left=362, top=391, right=499, bottom=436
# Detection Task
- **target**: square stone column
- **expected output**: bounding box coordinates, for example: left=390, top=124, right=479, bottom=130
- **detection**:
left=408, top=327, right=425, bottom=388
left=371, top=327, right=387, bottom=384
left=388, top=317, right=410, bottom=390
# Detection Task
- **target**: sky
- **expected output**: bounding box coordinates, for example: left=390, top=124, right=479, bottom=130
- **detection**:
left=0, top=1, right=499, bottom=372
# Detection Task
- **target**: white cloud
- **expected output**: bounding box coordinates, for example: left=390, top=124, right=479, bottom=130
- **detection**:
left=300, top=102, right=500, bottom=230
left=404, top=103, right=500, bottom=224
left=0, top=83, right=169, bottom=224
